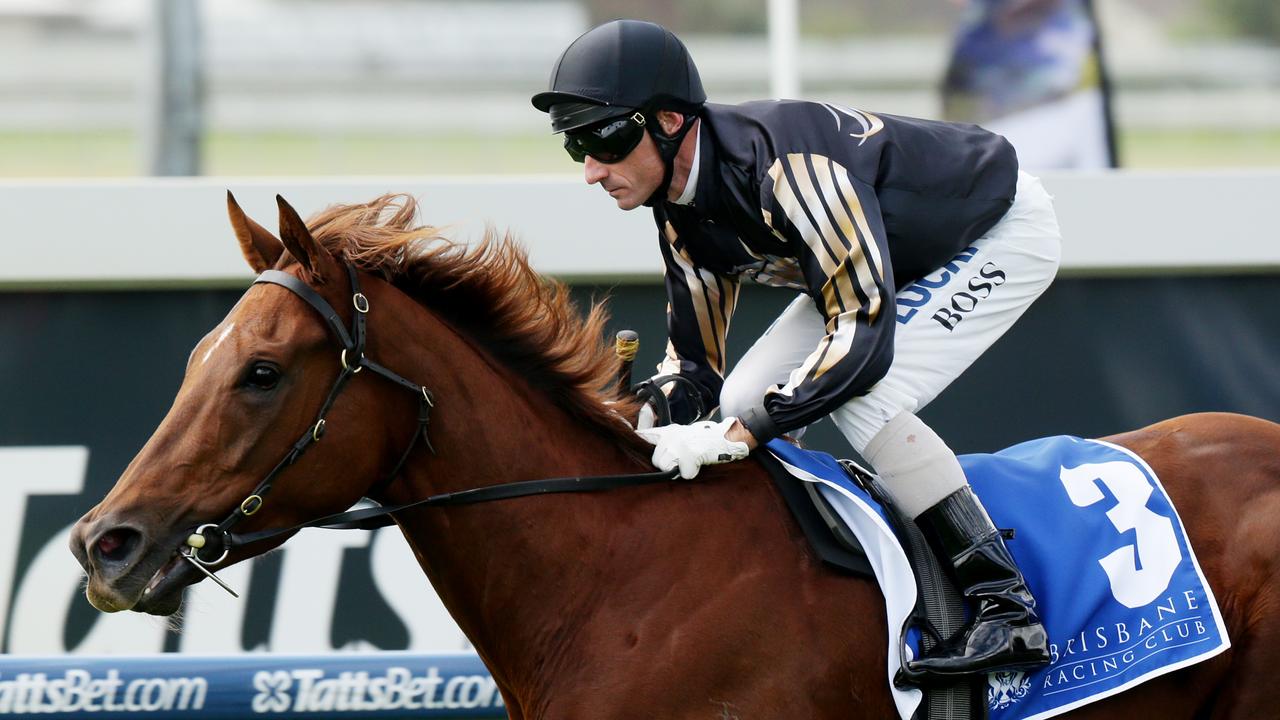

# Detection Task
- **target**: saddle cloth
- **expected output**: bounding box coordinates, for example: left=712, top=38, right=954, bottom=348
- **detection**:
left=767, top=435, right=1230, bottom=720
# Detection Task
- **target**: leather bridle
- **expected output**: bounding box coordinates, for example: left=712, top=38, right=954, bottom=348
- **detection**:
left=180, top=262, right=435, bottom=589
left=178, top=261, right=677, bottom=597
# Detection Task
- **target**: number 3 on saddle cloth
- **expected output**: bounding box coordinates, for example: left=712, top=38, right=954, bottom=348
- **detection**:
left=766, top=436, right=1231, bottom=720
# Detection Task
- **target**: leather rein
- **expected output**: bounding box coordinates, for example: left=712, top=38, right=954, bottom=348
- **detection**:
left=180, top=261, right=677, bottom=597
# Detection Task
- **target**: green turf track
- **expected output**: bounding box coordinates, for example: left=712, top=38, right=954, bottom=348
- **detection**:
left=2, top=129, right=1278, bottom=178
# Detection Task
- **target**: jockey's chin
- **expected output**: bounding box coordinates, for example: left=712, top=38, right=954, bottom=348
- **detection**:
left=583, top=137, right=665, bottom=211
left=610, top=187, right=647, bottom=211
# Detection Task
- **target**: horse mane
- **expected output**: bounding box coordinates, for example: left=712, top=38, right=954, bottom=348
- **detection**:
left=299, top=193, right=646, bottom=451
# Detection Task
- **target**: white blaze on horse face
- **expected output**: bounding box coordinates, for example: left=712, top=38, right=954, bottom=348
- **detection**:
left=201, top=323, right=236, bottom=366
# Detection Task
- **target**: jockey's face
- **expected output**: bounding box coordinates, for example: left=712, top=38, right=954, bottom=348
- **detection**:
left=582, top=111, right=684, bottom=211
left=582, top=130, right=663, bottom=211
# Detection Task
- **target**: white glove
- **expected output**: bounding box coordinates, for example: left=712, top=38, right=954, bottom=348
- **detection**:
left=635, top=418, right=751, bottom=480
left=636, top=403, right=657, bottom=430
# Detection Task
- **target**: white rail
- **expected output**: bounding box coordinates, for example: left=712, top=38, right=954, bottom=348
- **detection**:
left=2, top=171, right=1277, bottom=289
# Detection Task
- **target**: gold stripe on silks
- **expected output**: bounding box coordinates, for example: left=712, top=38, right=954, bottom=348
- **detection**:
left=786, top=155, right=847, bottom=271
left=765, top=159, right=786, bottom=209
left=663, top=221, right=679, bottom=245
left=810, top=158, right=857, bottom=254
left=778, top=304, right=856, bottom=388
left=821, top=276, right=843, bottom=328
left=813, top=159, right=881, bottom=319
left=762, top=165, right=797, bottom=244
left=782, top=314, right=859, bottom=387
left=782, top=334, right=835, bottom=395
left=737, top=237, right=765, bottom=262
left=815, top=318, right=858, bottom=378
left=664, top=220, right=727, bottom=374
left=790, top=155, right=860, bottom=318
left=673, top=246, right=726, bottom=375
left=765, top=154, right=874, bottom=386
left=833, top=169, right=886, bottom=289
left=768, top=158, right=838, bottom=277
left=723, top=276, right=741, bottom=337
left=701, top=268, right=735, bottom=374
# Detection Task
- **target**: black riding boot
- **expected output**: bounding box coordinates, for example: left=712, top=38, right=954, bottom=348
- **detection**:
left=909, top=486, right=1050, bottom=679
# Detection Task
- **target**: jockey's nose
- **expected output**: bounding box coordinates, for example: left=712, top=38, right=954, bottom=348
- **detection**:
left=583, top=156, right=608, bottom=185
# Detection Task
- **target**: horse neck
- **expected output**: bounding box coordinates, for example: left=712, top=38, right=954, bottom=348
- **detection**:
left=369, top=287, right=649, bottom=693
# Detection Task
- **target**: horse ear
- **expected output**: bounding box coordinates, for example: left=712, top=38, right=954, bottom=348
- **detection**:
left=227, top=191, right=283, bottom=272
left=276, top=194, right=329, bottom=283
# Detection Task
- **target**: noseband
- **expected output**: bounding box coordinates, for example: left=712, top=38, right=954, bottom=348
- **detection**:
left=180, top=261, right=677, bottom=598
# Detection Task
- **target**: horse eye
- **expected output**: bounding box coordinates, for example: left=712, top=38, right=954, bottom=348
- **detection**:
left=244, top=362, right=281, bottom=390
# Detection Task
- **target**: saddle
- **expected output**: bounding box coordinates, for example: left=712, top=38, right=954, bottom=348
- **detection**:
left=756, top=447, right=986, bottom=720
left=629, top=364, right=983, bottom=718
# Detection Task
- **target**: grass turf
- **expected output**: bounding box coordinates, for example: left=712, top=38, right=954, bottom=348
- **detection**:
left=2, top=128, right=1279, bottom=177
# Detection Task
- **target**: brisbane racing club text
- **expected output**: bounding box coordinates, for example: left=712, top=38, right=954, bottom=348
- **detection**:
left=1041, top=591, right=1212, bottom=694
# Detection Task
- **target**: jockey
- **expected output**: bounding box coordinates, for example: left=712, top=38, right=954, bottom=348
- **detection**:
left=532, top=19, right=1061, bottom=679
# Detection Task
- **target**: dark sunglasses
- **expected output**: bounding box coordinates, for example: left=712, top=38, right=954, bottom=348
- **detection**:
left=563, top=112, right=647, bottom=164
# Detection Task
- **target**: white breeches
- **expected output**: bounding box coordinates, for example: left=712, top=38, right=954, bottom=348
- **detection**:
left=720, top=171, right=1062, bottom=453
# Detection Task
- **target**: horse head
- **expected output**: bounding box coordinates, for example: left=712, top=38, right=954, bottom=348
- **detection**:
left=69, top=193, right=430, bottom=616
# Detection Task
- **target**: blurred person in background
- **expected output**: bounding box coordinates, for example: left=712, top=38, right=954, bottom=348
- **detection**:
left=943, top=0, right=1118, bottom=169
left=532, top=19, right=1061, bottom=679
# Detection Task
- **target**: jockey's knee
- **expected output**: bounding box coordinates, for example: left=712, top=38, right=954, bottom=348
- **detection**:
left=830, top=389, right=918, bottom=454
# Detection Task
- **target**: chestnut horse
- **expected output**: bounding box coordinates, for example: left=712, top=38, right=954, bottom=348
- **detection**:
left=71, top=193, right=1280, bottom=719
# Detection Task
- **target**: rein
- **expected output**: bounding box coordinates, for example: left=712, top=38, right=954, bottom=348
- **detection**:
left=180, top=261, right=677, bottom=597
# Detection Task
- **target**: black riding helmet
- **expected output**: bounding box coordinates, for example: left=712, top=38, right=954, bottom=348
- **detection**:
left=532, top=19, right=706, bottom=205
left=532, top=19, right=705, bottom=131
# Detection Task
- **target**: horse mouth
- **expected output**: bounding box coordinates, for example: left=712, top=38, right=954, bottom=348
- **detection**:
left=133, top=551, right=200, bottom=615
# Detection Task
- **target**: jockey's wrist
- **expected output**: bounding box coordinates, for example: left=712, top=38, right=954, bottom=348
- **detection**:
left=738, top=405, right=780, bottom=446
left=724, top=418, right=759, bottom=450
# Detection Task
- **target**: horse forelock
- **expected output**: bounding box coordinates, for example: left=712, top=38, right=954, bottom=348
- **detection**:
left=296, top=193, right=647, bottom=451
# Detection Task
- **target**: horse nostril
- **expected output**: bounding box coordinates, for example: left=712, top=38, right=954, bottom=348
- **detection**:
left=94, top=528, right=141, bottom=566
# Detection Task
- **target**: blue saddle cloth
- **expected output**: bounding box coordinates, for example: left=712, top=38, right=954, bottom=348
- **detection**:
left=767, top=435, right=1230, bottom=720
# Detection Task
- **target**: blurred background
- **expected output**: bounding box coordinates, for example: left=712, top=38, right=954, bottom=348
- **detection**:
left=2, top=0, right=1279, bottom=177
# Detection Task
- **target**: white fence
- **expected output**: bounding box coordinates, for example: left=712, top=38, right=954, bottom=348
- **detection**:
left=2, top=171, right=1279, bottom=290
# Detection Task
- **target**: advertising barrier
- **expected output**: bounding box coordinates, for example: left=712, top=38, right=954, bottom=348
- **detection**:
left=0, top=653, right=503, bottom=718
left=0, top=445, right=469, bottom=656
